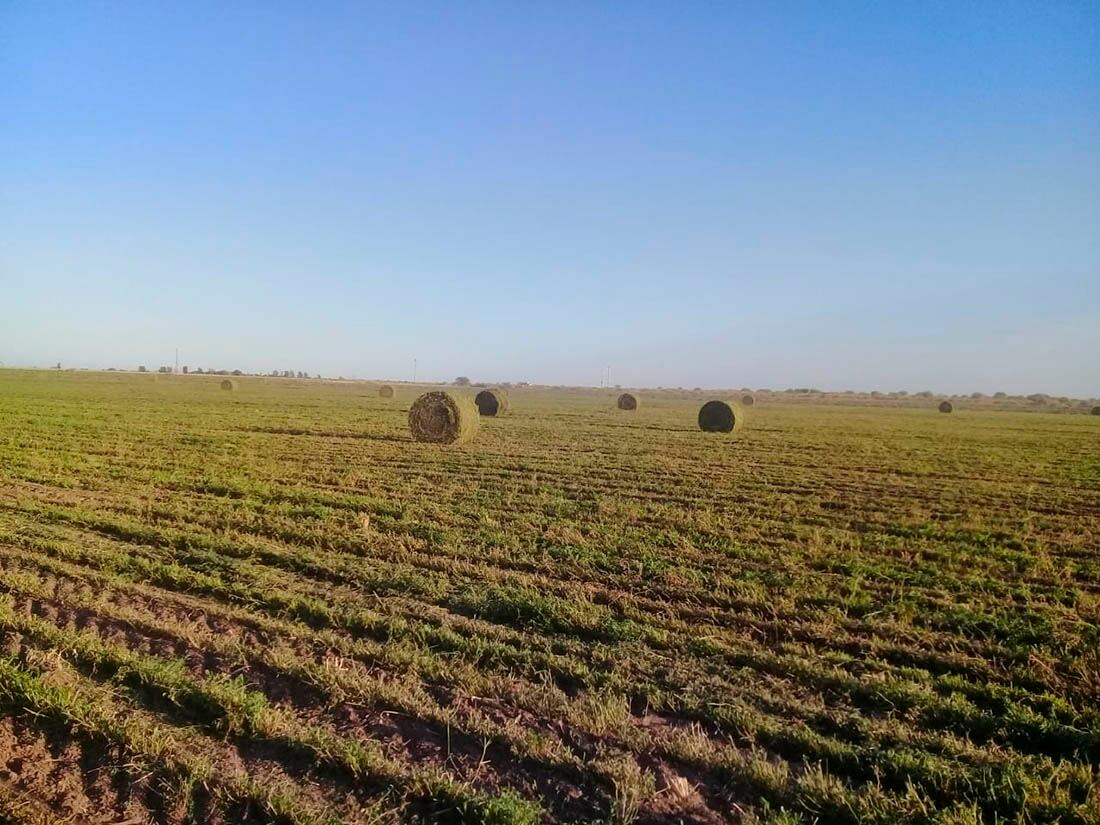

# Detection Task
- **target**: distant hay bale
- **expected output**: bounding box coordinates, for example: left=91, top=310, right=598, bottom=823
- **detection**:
left=698, top=400, right=744, bottom=433
left=408, top=391, right=479, bottom=445
left=617, top=393, right=639, bottom=411
left=220, top=379, right=239, bottom=391
left=378, top=384, right=396, bottom=399
left=938, top=400, right=953, bottom=413
left=1092, top=406, right=1100, bottom=416
left=474, top=388, right=509, bottom=417
left=741, top=393, right=755, bottom=407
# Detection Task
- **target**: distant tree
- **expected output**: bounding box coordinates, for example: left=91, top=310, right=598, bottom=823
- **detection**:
left=182, top=366, right=189, bottom=374
left=232, top=369, right=243, bottom=376
left=137, top=365, right=147, bottom=373
left=158, top=366, right=171, bottom=374
left=193, top=368, right=203, bottom=374
left=993, top=391, right=1007, bottom=398
left=454, top=376, right=471, bottom=386
left=915, top=391, right=933, bottom=398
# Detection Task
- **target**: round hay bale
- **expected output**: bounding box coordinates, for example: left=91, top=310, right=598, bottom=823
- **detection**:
left=221, top=379, right=239, bottom=391
left=741, top=393, right=755, bottom=407
left=617, top=393, right=639, bottom=411
left=1091, top=406, right=1100, bottom=416
left=474, top=388, right=509, bottom=417
left=378, top=385, right=396, bottom=399
left=698, top=399, right=744, bottom=433
left=408, top=391, right=479, bottom=445
left=938, top=400, right=953, bottom=413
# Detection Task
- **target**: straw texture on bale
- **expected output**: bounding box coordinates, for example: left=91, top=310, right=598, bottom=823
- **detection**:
left=741, top=393, right=755, bottom=407
left=378, top=385, right=396, bottom=399
left=698, top=399, right=744, bottom=433
left=617, top=393, right=639, bottom=411
left=408, top=391, right=479, bottom=445
left=474, top=388, right=509, bottom=417
left=938, top=401, right=953, bottom=413
left=220, top=379, right=239, bottom=391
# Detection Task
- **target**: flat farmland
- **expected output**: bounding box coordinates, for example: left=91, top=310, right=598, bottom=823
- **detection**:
left=0, top=370, right=1096, bottom=825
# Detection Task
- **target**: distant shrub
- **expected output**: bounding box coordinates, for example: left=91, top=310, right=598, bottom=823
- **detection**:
left=454, top=376, right=471, bottom=386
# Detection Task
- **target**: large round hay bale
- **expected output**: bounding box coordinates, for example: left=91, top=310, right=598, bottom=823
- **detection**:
left=741, top=393, right=755, bottom=407
left=221, top=379, right=239, bottom=391
left=408, top=391, right=479, bottom=445
left=938, top=400, right=953, bottom=413
left=1091, top=406, right=1100, bottom=416
left=698, top=400, right=744, bottom=433
left=617, top=393, right=639, bottom=411
left=474, top=388, right=509, bottom=417
left=378, top=384, right=396, bottom=399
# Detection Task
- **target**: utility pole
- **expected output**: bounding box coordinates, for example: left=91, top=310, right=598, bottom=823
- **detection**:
left=413, top=358, right=418, bottom=383
left=174, top=348, right=179, bottom=375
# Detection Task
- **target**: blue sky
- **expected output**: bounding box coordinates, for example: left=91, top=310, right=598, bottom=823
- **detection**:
left=2, top=2, right=1097, bottom=394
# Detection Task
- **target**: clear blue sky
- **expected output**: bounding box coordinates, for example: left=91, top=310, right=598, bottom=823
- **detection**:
left=2, top=2, right=1097, bottom=394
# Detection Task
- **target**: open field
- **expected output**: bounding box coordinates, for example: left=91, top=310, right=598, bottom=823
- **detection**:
left=0, top=369, right=1097, bottom=824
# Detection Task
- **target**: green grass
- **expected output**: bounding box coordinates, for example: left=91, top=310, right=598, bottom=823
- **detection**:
left=0, top=369, right=1096, bottom=824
